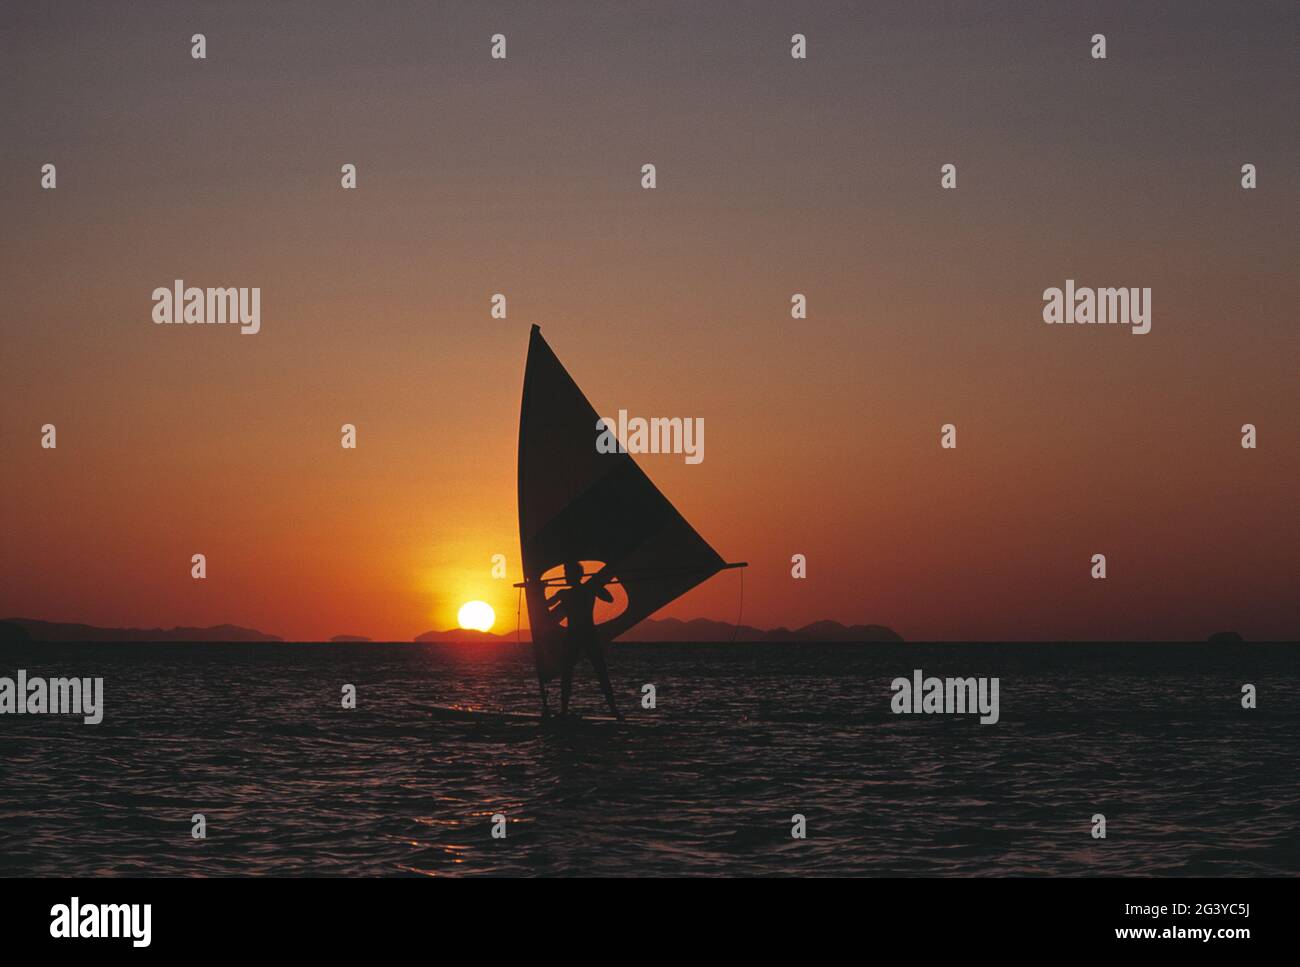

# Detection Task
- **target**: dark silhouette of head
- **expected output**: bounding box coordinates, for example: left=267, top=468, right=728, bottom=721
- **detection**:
left=564, top=561, right=583, bottom=586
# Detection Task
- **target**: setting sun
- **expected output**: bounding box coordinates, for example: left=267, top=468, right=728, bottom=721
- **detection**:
left=457, top=601, right=495, bottom=633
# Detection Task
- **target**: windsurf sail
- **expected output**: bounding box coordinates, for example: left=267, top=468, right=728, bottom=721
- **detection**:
left=517, top=324, right=744, bottom=688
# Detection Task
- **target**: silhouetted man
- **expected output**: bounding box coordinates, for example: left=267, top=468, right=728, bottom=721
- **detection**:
left=548, top=561, right=622, bottom=720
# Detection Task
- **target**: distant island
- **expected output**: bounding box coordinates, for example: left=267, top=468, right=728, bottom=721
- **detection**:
left=3, top=618, right=1255, bottom=645
left=0, top=618, right=283, bottom=643
left=416, top=617, right=904, bottom=644
left=415, top=628, right=510, bottom=644
left=3, top=616, right=902, bottom=644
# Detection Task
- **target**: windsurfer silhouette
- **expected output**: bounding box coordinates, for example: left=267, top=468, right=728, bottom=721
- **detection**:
left=548, top=561, right=623, bottom=721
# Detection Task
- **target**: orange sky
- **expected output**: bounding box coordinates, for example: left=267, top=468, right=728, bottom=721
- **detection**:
left=2, top=2, right=1297, bottom=640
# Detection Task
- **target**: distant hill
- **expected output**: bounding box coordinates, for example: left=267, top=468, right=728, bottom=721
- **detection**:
left=414, top=618, right=902, bottom=644
left=415, top=628, right=514, bottom=644
left=1, top=618, right=283, bottom=643
left=0, top=621, right=32, bottom=644
left=1, top=615, right=899, bottom=645
left=619, top=617, right=903, bottom=643
left=1208, top=631, right=1244, bottom=644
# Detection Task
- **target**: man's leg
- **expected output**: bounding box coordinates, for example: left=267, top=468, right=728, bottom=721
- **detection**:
left=560, top=664, right=573, bottom=718
left=588, top=646, right=623, bottom=721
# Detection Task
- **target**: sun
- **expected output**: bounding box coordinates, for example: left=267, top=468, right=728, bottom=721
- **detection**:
left=457, top=600, right=495, bottom=633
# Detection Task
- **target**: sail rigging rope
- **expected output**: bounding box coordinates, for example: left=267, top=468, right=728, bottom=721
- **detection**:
left=729, top=565, right=745, bottom=643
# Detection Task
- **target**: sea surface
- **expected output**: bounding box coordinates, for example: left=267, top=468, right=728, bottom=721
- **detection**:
left=2, top=641, right=1298, bottom=877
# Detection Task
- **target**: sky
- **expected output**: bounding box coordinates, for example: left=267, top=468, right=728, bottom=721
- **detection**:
left=2, top=1, right=1298, bottom=641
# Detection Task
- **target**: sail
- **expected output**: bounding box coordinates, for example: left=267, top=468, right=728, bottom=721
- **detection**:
left=518, top=325, right=728, bottom=683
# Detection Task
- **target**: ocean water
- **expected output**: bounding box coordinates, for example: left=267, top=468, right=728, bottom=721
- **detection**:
left=2, top=641, right=1297, bottom=877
